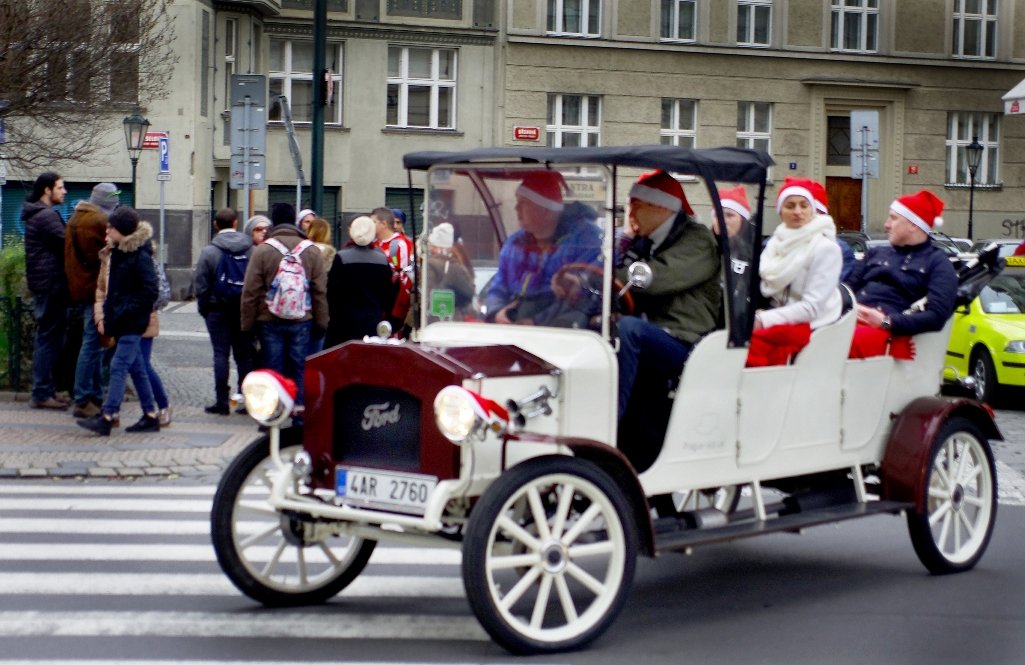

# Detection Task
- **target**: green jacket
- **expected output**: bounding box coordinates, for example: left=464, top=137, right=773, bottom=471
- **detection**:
left=616, top=214, right=721, bottom=344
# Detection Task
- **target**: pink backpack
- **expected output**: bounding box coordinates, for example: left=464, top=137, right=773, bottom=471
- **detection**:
left=264, top=238, right=313, bottom=320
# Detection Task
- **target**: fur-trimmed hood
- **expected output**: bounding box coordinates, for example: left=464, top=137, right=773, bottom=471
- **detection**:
left=114, top=221, right=154, bottom=253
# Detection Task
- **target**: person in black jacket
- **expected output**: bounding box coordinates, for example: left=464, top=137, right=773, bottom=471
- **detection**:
left=22, top=172, right=69, bottom=409
left=847, top=190, right=957, bottom=359
left=77, top=207, right=160, bottom=436
left=325, top=215, right=396, bottom=346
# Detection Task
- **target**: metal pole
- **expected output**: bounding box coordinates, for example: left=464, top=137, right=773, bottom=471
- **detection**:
left=296, top=178, right=301, bottom=214
left=968, top=173, right=975, bottom=240
left=130, top=157, right=138, bottom=207
left=859, top=126, right=869, bottom=235
left=242, top=96, right=251, bottom=223
left=159, top=180, right=166, bottom=267
left=311, top=0, right=327, bottom=215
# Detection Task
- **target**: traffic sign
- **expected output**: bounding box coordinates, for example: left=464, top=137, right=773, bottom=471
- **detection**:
left=158, top=136, right=170, bottom=174
left=142, top=131, right=168, bottom=150
left=229, top=154, right=266, bottom=190
left=156, top=173, right=171, bottom=181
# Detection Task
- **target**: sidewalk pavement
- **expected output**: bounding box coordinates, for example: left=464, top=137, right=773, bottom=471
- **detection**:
left=0, top=301, right=260, bottom=482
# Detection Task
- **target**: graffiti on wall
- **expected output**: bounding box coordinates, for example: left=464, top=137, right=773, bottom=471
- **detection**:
left=1002, top=218, right=1025, bottom=239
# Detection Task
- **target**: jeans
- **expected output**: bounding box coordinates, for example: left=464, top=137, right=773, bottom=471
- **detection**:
left=258, top=319, right=311, bottom=406
left=102, top=334, right=156, bottom=417
left=72, top=303, right=104, bottom=406
left=617, top=316, right=693, bottom=420
left=306, top=326, right=326, bottom=357
left=139, top=337, right=169, bottom=410
left=31, top=291, right=68, bottom=402
left=204, top=309, right=254, bottom=407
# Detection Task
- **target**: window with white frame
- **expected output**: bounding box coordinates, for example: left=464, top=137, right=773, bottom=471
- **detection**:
left=660, top=98, right=697, bottom=148
left=223, top=18, right=237, bottom=111
left=387, top=46, right=457, bottom=130
left=546, top=94, right=601, bottom=147
left=830, top=0, right=878, bottom=53
left=547, top=0, right=601, bottom=37
left=661, top=0, right=696, bottom=41
left=268, top=39, right=344, bottom=124
left=946, top=112, right=1000, bottom=185
left=737, top=0, right=771, bottom=46
left=953, top=0, right=998, bottom=59
left=737, top=101, right=771, bottom=156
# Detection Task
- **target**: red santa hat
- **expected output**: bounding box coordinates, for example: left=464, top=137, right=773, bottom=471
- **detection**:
left=516, top=171, right=565, bottom=212
left=775, top=176, right=818, bottom=214
left=890, top=190, right=945, bottom=234
left=808, top=180, right=830, bottom=214
left=718, top=185, right=751, bottom=221
left=628, top=170, right=693, bottom=215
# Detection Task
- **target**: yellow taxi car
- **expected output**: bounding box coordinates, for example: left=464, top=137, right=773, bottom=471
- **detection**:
left=945, top=255, right=1025, bottom=402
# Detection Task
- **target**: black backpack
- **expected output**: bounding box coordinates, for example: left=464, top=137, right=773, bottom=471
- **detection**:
left=212, top=248, right=248, bottom=303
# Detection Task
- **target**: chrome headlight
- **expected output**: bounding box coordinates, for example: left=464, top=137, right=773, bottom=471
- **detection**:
left=241, top=370, right=297, bottom=427
left=1004, top=340, right=1025, bottom=354
left=433, top=386, right=507, bottom=444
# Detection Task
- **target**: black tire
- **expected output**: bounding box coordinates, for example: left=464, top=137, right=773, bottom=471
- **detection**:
left=906, top=417, right=997, bottom=575
left=970, top=347, right=998, bottom=404
left=211, top=435, right=376, bottom=606
left=462, top=456, right=637, bottom=655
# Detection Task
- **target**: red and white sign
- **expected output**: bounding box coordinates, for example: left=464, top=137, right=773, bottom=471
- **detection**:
left=142, top=131, right=169, bottom=150
left=513, top=126, right=541, bottom=141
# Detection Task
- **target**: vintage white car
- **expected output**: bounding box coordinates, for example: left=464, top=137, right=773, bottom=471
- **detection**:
left=211, top=145, right=1002, bottom=655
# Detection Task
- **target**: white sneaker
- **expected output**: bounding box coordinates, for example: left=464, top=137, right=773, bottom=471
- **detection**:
left=158, top=407, right=172, bottom=427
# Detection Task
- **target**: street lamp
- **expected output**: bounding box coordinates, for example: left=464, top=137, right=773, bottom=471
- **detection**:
left=122, top=112, right=150, bottom=204
left=965, top=135, right=984, bottom=240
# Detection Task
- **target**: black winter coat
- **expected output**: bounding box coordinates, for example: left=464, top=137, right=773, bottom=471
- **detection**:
left=104, top=222, right=159, bottom=338
left=325, top=245, right=397, bottom=346
left=846, top=240, right=957, bottom=336
left=22, top=201, right=67, bottom=295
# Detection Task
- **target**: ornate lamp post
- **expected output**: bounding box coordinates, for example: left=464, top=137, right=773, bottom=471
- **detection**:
left=122, top=112, right=150, bottom=204
left=966, top=136, right=984, bottom=240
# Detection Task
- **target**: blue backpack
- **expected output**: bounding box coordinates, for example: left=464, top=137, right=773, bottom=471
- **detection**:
left=213, top=248, right=248, bottom=303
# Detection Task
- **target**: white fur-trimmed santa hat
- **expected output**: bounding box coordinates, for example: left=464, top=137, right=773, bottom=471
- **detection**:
left=718, top=185, right=751, bottom=220
left=891, top=190, right=945, bottom=234
left=516, top=171, right=565, bottom=212
left=775, top=176, right=818, bottom=215
left=629, top=170, right=693, bottom=215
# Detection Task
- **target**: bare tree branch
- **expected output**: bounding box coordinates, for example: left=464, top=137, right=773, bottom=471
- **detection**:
left=0, top=0, right=179, bottom=171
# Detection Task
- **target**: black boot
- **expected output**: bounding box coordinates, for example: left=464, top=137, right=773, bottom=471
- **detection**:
left=77, top=414, right=113, bottom=437
left=126, top=414, right=161, bottom=433
left=205, top=403, right=230, bottom=415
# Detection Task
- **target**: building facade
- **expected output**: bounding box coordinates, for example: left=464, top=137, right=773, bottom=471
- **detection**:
left=2, top=0, right=1024, bottom=294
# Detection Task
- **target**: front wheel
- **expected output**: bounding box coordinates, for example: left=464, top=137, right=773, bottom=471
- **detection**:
left=211, top=435, right=376, bottom=606
left=906, top=417, right=997, bottom=575
left=462, top=456, right=637, bottom=655
left=971, top=347, right=998, bottom=404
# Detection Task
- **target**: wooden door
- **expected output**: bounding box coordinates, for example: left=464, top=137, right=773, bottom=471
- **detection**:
left=825, top=177, right=862, bottom=231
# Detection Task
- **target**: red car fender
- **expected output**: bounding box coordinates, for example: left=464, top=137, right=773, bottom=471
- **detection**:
left=503, top=432, right=656, bottom=557
left=881, top=396, right=1002, bottom=511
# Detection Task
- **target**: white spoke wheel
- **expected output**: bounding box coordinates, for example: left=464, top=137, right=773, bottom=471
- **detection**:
left=211, top=435, right=375, bottom=606
left=906, top=417, right=997, bottom=575
left=463, top=457, right=637, bottom=655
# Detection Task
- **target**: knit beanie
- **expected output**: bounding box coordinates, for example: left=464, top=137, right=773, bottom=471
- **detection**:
left=90, top=183, right=120, bottom=212
left=243, top=215, right=271, bottom=236
left=349, top=216, right=376, bottom=246
left=108, top=206, right=140, bottom=236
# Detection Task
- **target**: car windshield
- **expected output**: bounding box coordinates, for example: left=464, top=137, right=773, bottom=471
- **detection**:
left=978, top=269, right=1025, bottom=314
left=420, top=165, right=610, bottom=330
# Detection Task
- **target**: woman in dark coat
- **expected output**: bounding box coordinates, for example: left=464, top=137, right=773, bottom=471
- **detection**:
left=76, top=207, right=160, bottom=436
left=325, top=215, right=397, bottom=346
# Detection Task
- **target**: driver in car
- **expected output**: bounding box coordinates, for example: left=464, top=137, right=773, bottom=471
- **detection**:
left=485, top=171, right=602, bottom=327
left=615, top=170, right=721, bottom=424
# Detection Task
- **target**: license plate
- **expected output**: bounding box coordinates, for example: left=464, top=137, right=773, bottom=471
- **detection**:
left=336, top=467, right=438, bottom=515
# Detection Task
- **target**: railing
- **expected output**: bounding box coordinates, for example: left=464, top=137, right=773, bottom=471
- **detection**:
left=0, top=297, right=33, bottom=390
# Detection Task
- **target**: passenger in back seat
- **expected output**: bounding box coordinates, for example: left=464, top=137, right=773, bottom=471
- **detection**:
left=747, top=177, right=842, bottom=366
left=847, top=190, right=957, bottom=359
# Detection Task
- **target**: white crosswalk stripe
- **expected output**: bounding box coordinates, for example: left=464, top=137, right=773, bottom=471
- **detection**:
left=0, top=482, right=488, bottom=662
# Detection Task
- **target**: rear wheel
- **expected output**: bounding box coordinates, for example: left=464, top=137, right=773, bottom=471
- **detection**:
left=970, top=347, right=997, bottom=404
left=211, top=435, right=376, bottom=606
left=463, top=456, right=637, bottom=655
left=906, top=417, right=997, bottom=574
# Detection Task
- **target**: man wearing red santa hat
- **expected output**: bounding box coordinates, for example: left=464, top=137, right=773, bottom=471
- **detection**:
left=847, top=189, right=957, bottom=359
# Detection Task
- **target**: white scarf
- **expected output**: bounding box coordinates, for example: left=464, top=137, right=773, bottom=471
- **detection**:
left=760, top=215, right=837, bottom=299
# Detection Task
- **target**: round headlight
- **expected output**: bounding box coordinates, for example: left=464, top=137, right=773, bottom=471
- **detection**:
left=241, top=370, right=296, bottom=426
left=434, top=386, right=482, bottom=443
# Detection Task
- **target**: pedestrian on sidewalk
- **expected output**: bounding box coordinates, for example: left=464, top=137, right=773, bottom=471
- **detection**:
left=194, top=207, right=254, bottom=415
left=77, top=207, right=160, bottom=436
left=23, top=172, right=70, bottom=410
left=243, top=214, right=271, bottom=247
left=65, top=183, right=120, bottom=418
left=142, top=243, right=173, bottom=426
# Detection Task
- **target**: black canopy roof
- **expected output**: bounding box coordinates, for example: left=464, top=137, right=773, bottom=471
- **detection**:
left=403, top=145, right=774, bottom=185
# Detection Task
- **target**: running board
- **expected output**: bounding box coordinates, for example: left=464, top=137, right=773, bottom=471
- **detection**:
left=653, top=500, right=913, bottom=553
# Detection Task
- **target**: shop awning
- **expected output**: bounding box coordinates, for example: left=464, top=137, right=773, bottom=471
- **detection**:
left=1003, top=77, right=1025, bottom=115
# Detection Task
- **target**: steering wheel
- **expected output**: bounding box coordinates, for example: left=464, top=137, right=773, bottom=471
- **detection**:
left=552, top=262, right=634, bottom=316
